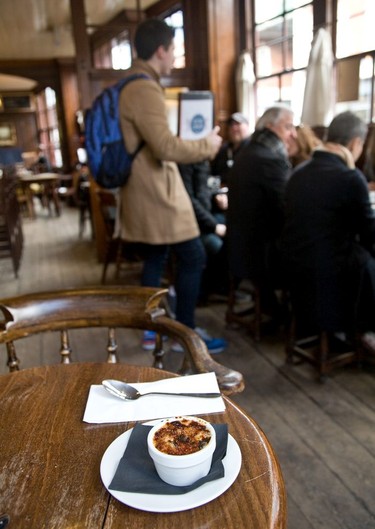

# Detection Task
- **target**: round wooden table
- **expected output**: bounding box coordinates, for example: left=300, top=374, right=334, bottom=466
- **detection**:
left=18, top=172, right=61, bottom=218
left=0, top=363, right=286, bottom=528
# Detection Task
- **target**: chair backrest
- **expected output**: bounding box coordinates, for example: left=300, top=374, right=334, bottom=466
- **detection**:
left=96, top=188, right=117, bottom=238
left=0, top=286, right=244, bottom=395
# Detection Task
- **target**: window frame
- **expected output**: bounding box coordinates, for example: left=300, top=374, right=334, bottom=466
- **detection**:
left=35, top=87, right=62, bottom=169
left=243, top=0, right=375, bottom=123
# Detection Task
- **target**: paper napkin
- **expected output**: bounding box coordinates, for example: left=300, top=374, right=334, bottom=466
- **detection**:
left=109, top=423, right=228, bottom=495
left=83, top=372, right=225, bottom=423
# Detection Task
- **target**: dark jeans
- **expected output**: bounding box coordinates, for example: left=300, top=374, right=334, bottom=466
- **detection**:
left=141, top=237, right=206, bottom=329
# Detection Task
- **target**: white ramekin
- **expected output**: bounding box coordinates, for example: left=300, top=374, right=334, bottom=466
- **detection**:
left=147, top=416, right=216, bottom=486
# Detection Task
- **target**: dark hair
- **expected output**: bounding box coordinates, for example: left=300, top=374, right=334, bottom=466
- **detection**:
left=134, top=18, right=175, bottom=60
left=327, top=111, right=367, bottom=146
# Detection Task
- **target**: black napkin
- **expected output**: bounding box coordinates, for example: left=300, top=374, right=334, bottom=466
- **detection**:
left=109, top=423, right=228, bottom=495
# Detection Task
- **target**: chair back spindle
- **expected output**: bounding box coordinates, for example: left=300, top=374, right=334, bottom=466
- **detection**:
left=0, top=286, right=244, bottom=395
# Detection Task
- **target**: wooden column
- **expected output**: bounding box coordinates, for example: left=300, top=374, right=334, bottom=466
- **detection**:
left=69, top=0, right=92, bottom=110
left=206, top=0, right=238, bottom=125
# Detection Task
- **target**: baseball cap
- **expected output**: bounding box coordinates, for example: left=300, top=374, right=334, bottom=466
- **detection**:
left=227, top=112, right=249, bottom=125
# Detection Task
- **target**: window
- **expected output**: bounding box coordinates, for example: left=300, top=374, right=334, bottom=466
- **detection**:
left=336, top=0, right=375, bottom=59
left=335, top=0, right=375, bottom=122
left=253, top=0, right=313, bottom=120
left=336, top=54, right=375, bottom=122
left=111, top=32, right=132, bottom=70
left=164, top=10, right=185, bottom=68
left=250, top=1, right=375, bottom=124
left=92, top=10, right=185, bottom=71
left=93, top=31, right=132, bottom=70
left=35, top=87, right=62, bottom=168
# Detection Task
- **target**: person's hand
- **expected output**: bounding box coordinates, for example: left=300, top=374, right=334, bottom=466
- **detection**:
left=214, top=193, right=228, bottom=210
left=215, top=223, right=227, bottom=237
left=206, top=126, right=223, bottom=154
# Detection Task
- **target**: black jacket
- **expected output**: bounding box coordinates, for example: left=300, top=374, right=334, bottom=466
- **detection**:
left=210, top=138, right=250, bottom=186
left=178, top=161, right=218, bottom=234
left=227, top=130, right=290, bottom=282
left=282, top=150, right=375, bottom=332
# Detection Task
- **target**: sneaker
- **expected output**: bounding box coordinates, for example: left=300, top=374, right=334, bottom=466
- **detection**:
left=171, top=327, right=227, bottom=355
left=142, top=331, right=168, bottom=351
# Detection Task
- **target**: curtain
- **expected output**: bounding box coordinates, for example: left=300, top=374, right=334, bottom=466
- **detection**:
left=301, top=28, right=334, bottom=127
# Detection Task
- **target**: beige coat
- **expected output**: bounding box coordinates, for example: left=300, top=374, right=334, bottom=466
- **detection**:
left=118, top=59, right=218, bottom=244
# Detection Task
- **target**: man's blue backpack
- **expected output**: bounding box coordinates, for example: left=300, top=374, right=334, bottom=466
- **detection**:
left=85, top=73, right=149, bottom=189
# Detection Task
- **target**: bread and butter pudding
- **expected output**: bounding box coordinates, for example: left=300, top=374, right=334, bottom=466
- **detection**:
left=152, top=417, right=212, bottom=455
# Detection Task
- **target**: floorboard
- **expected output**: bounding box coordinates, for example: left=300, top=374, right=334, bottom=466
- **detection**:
left=0, top=202, right=374, bottom=529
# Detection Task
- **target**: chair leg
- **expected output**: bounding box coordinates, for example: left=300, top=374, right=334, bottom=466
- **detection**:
left=286, top=321, right=358, bottom=380
left=101, top=239, right=118, bottom=284
left=318, top=331, right=329, bottom=381
left=106, top=328, right=118, bottom=363
left=60, top=330, right=72, bottom=364
left=253, top=285, right=261, bottom=342
left=78, top=206, right=86, bottom=238
left=226, top=278, right=262, bottom=341
left=285, top=315, right=296, bottom=364
left=115, top=239, right=123, bottom=280
left=6, top=342, right=20, bottom=372
left=152, top=333, right=165, bottom=370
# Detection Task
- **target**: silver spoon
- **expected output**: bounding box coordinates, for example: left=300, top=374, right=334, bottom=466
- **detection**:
left=102, top=379, right=221, bottom=400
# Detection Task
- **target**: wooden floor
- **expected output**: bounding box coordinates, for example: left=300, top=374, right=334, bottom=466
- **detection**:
left=1, top=202, right=374, bottom=529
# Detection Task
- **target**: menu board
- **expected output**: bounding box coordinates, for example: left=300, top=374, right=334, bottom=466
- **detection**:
left=178, top=91, right=214, bottom=140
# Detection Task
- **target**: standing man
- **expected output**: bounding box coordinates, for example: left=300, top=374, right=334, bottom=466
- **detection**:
left=118, top=18, right=226, bottom=353
left=282, top=111, right=375, bottom=335
left=227, top=106, right=296, bottom=323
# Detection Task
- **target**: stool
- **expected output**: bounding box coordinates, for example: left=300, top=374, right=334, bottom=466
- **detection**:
left=286, top=315, right=360, bottom=380
left=226, top=278, right=262, bottom=341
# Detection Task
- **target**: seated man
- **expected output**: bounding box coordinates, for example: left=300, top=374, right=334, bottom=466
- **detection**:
left=281, top=111, right=375, bottom=335
left=227, top=106, right=296, bottom=323
left=178, top=160, right=229, bottom=300
left=211, top=112, right=251, bottom=187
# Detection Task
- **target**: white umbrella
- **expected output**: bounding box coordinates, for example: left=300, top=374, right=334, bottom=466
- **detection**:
left=235, top=51, right=256, bottom=131
left=301, top=28, right=334, bottom=127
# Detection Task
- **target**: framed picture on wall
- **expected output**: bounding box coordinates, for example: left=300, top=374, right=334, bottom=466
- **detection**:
left=0, top=93, right=35, bottom=112
left=0, top=122, right=17, bottom=146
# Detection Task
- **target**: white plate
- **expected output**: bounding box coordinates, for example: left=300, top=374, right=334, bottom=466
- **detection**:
left=100, top=425, right=242, bottom=513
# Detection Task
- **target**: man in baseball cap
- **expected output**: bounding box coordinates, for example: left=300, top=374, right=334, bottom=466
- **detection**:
left=227, top=112, right=249, bottom=125
left=211, top=112, right=251, bottom=186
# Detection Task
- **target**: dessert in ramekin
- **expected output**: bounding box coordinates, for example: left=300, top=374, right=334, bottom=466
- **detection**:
left=147, top=416, right=216, bottom=486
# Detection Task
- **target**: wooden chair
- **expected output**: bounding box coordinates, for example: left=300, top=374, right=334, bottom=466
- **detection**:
left=226, top=278, right=262, bottom=342
left=96, top=189, right=143, bottom=284
left=0, top=166, right=24, bottom=277
left=0, top=286, right=244, bottom=395
left=72, top=167, right=92, bottom=239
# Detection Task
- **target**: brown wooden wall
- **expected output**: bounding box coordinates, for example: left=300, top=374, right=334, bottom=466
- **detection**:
left=0, top=0, right=240, bottom=170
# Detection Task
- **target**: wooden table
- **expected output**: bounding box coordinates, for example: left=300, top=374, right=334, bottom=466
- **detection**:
left=18, top=172, right=61, bottom=218
left=0, top=363, right=286, bottom=528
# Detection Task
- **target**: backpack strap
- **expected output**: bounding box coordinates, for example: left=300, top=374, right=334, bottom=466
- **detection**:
left=120, top=73, right=150, bottom=161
